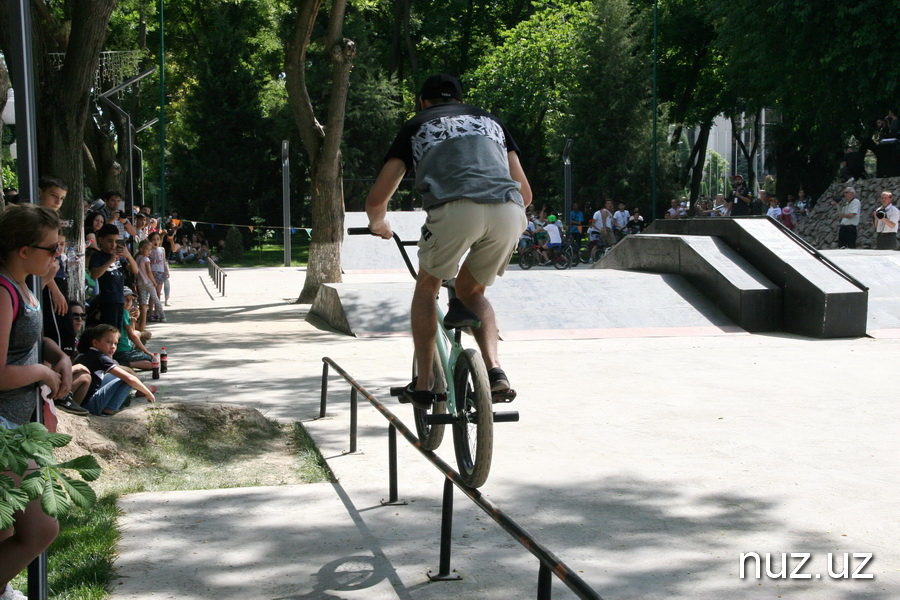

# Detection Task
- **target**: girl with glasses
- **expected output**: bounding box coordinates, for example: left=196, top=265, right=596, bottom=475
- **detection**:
left=0, top=204, right=69, bottom=600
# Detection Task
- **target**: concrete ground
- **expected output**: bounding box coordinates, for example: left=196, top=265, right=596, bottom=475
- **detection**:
left=109, top=265, right=899, bottom=600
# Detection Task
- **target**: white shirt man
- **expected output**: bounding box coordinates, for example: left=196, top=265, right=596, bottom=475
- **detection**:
left=836, top=186, right=861, bottom=248
left=612, top=203, right=630, bottom=231
left=873, top=190, right=900, bottom=250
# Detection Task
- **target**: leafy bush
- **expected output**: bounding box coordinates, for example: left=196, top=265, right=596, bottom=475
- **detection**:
left=0, top=423, right=101, bottom=528
left=222, top=226, right=244, bottom=262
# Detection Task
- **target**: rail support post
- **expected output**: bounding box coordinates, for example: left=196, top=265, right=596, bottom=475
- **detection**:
left=381, top=425, right=407, bottom=506
left=319, top=362, right=329, bottom=418
left=348, top=388, right=358, bottom=453
left=428, top=477, right=462, bottom=581
left=538, top=563, right=552, bottom=599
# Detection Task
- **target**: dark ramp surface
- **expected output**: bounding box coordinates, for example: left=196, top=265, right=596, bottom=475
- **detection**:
left=650, top=218, right=868, bottom=337
left=599, top=234, right=781, bottom=332
left=824, top=251, right=900, bottom=337
left=308, top=270, right=745, bottom=340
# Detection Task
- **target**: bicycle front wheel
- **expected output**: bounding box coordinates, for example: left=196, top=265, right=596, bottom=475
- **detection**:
left=413, top=355, right=447, bottom=451
left=452, top=348, right=494, bottom=488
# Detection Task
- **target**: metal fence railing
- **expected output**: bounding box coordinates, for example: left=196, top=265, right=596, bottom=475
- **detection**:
left=319, top=356, right=604, bottom=600
left=206, top=257, right=227, bottom=296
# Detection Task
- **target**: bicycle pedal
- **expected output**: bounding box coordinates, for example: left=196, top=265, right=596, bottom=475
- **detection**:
left=491, top=389, right=517, bottom=403
left=390, top=386, right=406, bottom=398
left=424, top=413, right=457, bottom=425
left=493, top=411, right=520, bottom=423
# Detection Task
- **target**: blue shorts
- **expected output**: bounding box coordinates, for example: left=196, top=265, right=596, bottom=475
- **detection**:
left=0, top=415, right=20, bottom=429
left=547, top=243, right=561, bottom=250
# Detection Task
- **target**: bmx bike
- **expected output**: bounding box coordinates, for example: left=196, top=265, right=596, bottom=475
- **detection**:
left=347, top=228, right=518, bottom=488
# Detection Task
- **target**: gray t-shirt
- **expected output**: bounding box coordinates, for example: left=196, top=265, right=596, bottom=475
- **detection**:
left=0, top=274, right=41, bottom=425
left=385, top=103, right=524, bottom=211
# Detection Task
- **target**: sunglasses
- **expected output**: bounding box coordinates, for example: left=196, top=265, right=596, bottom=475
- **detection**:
left=70, top=313, right=86, bottom=320
left=30, top=244, right=60, bottom=254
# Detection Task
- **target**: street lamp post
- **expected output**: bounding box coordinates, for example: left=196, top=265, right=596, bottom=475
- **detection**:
left=651, top=0, right=659, bottom=220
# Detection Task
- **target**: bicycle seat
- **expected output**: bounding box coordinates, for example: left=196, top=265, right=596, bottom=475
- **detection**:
left=443, top=297, right=482, bottom=330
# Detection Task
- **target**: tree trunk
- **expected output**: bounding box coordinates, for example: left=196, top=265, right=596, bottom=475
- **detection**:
left=688, top=121, right=711, bottom=206
left=285, top=0, right=355, bottom=304
left=0, top=0, right=117, bottom=305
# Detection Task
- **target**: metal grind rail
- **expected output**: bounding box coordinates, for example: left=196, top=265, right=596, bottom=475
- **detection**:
left=319, top=356, right=604, bottom=600
left=764, top=215, right=869, bottom=292
left=207, top=257, right=227, bottom=296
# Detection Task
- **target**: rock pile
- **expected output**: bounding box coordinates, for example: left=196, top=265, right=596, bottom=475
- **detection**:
left=796, top=176, right=900, bottom=249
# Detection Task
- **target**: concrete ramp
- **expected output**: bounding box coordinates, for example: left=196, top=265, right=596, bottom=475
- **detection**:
left=824, top=251, right=900, bottom=338
left=648, top=217, right=868, bottom=337
left=342, top=211, right=426, bottom=273
left=599, top=234, right=781, bottom=332
left=307, top=270, right=745, bottom=340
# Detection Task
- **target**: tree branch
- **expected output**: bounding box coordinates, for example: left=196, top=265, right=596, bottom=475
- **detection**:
left=285, top=0, right=325, bottom=164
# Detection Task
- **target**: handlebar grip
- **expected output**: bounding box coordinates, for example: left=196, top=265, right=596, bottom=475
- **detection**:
left=347, top=227, right=372, bottom=236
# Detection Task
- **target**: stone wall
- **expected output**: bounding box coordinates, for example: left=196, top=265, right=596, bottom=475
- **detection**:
left=796, top=176, right=900, bottom=249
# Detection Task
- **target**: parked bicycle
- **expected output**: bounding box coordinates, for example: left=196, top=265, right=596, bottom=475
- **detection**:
left=517, top=243, right=571, bottom=270
left=348, top=228, right=518, bottom=488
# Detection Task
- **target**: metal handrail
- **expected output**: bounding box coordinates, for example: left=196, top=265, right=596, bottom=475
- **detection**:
left=206, top=257, right=227, bottom=296
left=319, top=356, right=604, bottom=600
left=762, top=215, right=869, bottom=292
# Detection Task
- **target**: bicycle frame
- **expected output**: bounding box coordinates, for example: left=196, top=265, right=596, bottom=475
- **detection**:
left=347, top=227, right=517, bottom=488
left=349, top=228, right=465, bottom=412
left=434, top=301, right=463, bottom=414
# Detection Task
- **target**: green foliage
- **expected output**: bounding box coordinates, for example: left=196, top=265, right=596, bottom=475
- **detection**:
left=163, top=0, right=291, bottom=226
left=223, top=226, right=244, bottom=262
left=469, top=0, right=656, bottom=208
left=2, top=161, right=16, bottom=191
left=0, top=423, right=101, bottom=529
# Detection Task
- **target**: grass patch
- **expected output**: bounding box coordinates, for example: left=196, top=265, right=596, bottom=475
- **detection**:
left=17, top=403, right=332, bottom=599
left=170, top=239, right=311, bottom=269
left=12, top=495, right=119, bottom=600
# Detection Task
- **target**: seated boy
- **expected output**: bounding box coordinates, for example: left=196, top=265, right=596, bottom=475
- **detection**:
left=73, top=324, right=156, bottom=416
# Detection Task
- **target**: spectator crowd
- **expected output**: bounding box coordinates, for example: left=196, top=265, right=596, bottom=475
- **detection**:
left=514, top=172, right=900, bottom=262
left=0, top=175, right=213, bottom=599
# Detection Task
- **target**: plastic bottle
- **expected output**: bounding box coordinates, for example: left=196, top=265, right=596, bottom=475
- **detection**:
left=151, top=353, right=160, bottom=379
left=160, top=347, right=168, bottom=373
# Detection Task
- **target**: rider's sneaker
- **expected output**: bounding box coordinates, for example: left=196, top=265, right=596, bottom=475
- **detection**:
left=487, top=367, right=510, bottom=393
left=400, top=379, right=436, bottom=410
left=443, top=297, right=481, bottom=329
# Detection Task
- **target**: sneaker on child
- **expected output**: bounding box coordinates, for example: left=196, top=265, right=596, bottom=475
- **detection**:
left=1, top=583, right=27, bottom=600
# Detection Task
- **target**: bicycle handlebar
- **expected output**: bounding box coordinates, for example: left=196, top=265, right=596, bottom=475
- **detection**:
left=347, top=227, right=374, bottom=236
left=346, top=227, right=418, bottom=279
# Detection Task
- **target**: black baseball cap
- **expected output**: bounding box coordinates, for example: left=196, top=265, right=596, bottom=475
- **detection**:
left=419, top=74, right=463, bottom=101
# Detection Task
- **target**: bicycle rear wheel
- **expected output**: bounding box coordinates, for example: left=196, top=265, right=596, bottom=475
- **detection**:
left=413, top=355, right=447, bottom=451
left=452, top=348, right=493, bottom=488
left=553, top=252, right=571, bottom=270
left=518, top=249, right=536, bottom=270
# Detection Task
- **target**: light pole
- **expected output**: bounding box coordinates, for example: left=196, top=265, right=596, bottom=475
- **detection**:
left=158, top=0, right=167, bottom=217
left=563, top=138, right=573, bottom=232
left=98, top=68, right=156, bottom=218
left=282, top=140, right=290, bottom=267
left=651, top=0, right=659, bottom=220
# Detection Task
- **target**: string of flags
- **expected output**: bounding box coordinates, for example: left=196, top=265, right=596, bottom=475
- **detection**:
left=175, top=218, right=312, bottom=236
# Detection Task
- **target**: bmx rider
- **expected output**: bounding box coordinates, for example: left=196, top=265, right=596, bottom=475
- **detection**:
left=365, top=74, right=532, bottom=408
